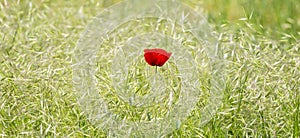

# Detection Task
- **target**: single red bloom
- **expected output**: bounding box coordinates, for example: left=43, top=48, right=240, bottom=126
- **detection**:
left=144, top=48, right=172, bottom=67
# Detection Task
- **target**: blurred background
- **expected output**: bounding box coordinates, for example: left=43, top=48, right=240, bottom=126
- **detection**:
left=2, top=0, right=300, bottom=38
left=102, top=0, right=300, bottom=38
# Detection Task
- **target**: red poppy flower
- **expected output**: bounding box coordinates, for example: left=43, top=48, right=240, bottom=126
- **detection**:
left=144, top=48, right=172, bottom=67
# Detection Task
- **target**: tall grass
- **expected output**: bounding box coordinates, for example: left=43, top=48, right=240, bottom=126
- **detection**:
left=0, top=0, right=299, bottom=137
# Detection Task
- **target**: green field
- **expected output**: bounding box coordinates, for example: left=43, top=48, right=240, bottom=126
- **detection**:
left=0, top=0, right=299, bottom=137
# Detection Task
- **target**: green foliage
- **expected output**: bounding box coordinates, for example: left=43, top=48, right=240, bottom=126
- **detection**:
left=0, top=0, right=299, bottom=137
left=201, top=0, right=300, bottom=37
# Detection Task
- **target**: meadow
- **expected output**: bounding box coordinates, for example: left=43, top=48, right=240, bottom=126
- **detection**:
left=0, top=0, right=299, bottom=137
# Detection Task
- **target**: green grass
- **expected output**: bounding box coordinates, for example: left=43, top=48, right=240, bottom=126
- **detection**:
left=0, top=0, right=299, bottom=137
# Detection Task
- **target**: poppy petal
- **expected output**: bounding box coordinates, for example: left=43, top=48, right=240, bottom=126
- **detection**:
left=144, top=48, right=172, bottom=67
